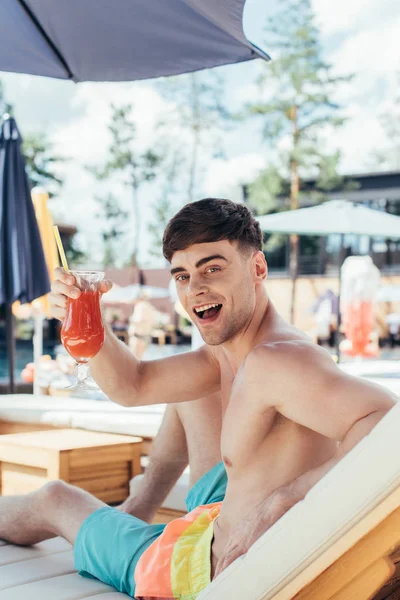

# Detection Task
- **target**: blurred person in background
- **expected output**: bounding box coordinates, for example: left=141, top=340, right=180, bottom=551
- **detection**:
left=128, top=291, right=159, bottom=359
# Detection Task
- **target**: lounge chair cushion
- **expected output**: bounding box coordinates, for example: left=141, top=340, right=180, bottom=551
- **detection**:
left=0, top=537, right=129, bottom=598
left=1, top=398, right=400, bottom=599
left=0, top=394, right=165, bottom=438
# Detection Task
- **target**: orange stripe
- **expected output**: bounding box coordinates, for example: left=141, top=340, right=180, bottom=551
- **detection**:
left=134, top=503, right=221, bottom=599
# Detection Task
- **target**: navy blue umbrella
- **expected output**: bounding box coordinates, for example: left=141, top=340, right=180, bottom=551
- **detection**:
left=0, top=0, right=269, bottom=82
left=0, top=115, right=50, bottom=392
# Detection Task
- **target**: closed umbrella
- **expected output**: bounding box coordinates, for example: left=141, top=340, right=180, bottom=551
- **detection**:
left=31, top=187, right=59, bottom=395
left=0, top=0, right=269, bottom=82
left=0, top=115, right=50, bottom=392
left=257, top=200, right=400, bottom=359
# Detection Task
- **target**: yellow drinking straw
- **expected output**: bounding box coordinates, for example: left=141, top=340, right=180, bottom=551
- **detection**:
left=53, top=225, right=70, bottom=272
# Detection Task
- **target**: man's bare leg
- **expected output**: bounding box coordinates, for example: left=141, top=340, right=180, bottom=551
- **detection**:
left=0, top=481, right=104, bottom=546
left=120, top=393, right=223, bottom=521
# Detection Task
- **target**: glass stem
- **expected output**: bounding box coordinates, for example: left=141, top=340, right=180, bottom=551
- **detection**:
left=76, top=362, right=89, bottom=385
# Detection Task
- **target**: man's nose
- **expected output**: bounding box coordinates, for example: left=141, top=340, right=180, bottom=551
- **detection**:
left=186, top=275, right=208, bottom=297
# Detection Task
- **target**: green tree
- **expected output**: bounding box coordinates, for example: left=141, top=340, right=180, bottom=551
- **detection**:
left=23, top=132, right=66, bottom=193
left=89, top=104, right=161, bottom=267
left=246, top=0, right=353, bottom=323
left=65, top=239, right=87, bottom=267
left=0, top=80, right=13, bottom=116
left=95, top=193, right=129, bottom=268
left=369, top=72, right=400, bottom=170
left=147, top=148, right=183, bottom=261
left=148, top=196, right=174, bottom=261
left=158, top=71, right=228, bottom=201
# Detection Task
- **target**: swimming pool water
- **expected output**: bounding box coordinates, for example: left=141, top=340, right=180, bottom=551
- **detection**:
left=0, top=341, right=57, bottom=380
left=0, top=341, right=190, bottom=381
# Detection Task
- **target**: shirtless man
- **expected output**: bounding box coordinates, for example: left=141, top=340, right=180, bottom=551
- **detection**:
left=0, top=198, right=396, bottom=599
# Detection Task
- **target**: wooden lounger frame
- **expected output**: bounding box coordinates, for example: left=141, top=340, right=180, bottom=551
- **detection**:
left=0, top=420, right=153, bottom=454
left=268, top=486, right=400, bottom=600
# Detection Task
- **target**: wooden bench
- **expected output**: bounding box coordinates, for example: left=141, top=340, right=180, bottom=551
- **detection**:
left=0, top=429, right=142, bottom=504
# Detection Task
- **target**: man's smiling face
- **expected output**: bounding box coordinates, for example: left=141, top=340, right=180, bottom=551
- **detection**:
left=171, top=240, right=257, bottom=346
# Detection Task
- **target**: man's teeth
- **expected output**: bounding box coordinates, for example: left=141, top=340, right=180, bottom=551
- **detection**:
left=194, top=303, right=220, bottom=313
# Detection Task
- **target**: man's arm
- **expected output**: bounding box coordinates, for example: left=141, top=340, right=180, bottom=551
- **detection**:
left=214, top=343, right=396, bottom=576
left=90, top=327, right=220, bottom=406
left=49, top=268, right=220, bottom=407
left=249, top=342, right=396, bottom=495
left=118, top=404, right=188, bottom=521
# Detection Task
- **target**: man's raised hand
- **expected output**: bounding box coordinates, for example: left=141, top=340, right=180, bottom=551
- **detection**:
left=48, top=267, right=112, bottom=321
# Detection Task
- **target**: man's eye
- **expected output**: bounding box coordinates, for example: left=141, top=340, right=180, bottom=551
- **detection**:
left=207, top=267, right=220, bottom=273
left=176, top=275, right=188, bottom=282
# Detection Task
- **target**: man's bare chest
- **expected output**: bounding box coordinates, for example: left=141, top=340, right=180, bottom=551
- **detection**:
left=218, top=359, right=335, bottom=474
left=219, top=364, right=280, bottom=468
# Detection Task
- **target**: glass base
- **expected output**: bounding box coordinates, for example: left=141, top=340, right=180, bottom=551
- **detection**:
left=66, top=377, right=100, bottom=392
left=67, top=362, right=100, bottom=392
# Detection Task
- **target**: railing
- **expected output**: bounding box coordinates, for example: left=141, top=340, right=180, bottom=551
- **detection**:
left=268, top=257, right=400, bottom=277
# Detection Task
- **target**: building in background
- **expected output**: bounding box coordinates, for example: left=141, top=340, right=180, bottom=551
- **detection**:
left=243, top=170, right=400, bottom=277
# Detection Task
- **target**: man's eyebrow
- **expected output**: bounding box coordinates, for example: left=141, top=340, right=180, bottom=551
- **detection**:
left=195, top=254, right=228, bottom=269
left=170, top=254, right=228, bottom=276
left=170, top=266, right=185, bottom=276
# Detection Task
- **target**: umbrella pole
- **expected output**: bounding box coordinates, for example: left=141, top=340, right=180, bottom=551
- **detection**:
left=5, top=304, right=16, bottom=393
left=335, top=234, right=345, bottom=363
left=33, top=312, right=44, bottom=396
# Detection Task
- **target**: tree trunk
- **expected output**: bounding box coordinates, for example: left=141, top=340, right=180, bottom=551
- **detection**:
left=188, top=74, right=200, bottom=203
left=289, top=106, right=300, bottom=325
left=132, top=183, right=140, bottom=266
left=289, top=232, right=299, bottom=324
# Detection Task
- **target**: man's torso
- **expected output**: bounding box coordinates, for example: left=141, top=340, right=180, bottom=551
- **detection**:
left=214, top=317, right=337, bottom=532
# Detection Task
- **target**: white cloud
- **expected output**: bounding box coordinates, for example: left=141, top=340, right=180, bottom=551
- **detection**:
left=47, top=82, right=171, bottom=265
left=330, top=20, right=400, bottom=82
left=51, top=82, right=168, bottom=166
left=313, top=0, right=399, bottom=36
left=204, top=153, right=265, bottom=199
left=309, top=0, right=400, bottom=175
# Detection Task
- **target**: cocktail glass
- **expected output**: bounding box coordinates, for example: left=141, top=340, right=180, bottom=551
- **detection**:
left=61, top=271, right=105, bottom=391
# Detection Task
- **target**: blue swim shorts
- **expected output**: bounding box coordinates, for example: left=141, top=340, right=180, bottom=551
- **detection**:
left=74, top=461, right=227, bottom=597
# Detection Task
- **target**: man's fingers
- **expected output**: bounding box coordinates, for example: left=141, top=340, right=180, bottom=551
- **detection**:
left=51, top=279, right=81, bottom=299
left=100, top=279, right=112, bottom=294
left=54, top=267, right=75, bottom=285
left=50, top=305, right=66, bottom=321
left=215, top=547, right=246, bottom=578
left=48, top=291, right=67, bottom=309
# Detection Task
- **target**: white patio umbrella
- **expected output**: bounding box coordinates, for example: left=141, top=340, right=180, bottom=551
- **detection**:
left=257, top=200, right=400, bottom=358
left=257, top=200, right=400, bottom=239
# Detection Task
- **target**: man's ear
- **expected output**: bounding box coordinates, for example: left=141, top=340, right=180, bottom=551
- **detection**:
left=254, top=251, right=268, bottom=281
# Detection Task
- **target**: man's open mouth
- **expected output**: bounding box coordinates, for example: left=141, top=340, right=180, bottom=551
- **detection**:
left=193, top=303, right=222, bottom=320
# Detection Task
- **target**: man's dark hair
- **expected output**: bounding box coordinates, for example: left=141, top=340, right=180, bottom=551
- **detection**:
left=162, top=198, right=263, bottom=262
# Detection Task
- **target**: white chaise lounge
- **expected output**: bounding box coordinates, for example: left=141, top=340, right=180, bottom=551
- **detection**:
left=0, top=394, right=165, bottom=455
left=2, top=401, right=400, bottom=599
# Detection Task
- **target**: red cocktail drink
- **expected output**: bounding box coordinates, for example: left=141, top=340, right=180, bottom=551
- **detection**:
left=61, top=289, right=104, bottom=362
left=61, top=270, right=105, bottom=390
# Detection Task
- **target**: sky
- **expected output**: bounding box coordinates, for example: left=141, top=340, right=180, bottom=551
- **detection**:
left=1, top=0, right=399, bottom=267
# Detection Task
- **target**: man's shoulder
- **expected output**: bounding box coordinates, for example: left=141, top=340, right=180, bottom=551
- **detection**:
left=243, top=339, right=334, bottom=381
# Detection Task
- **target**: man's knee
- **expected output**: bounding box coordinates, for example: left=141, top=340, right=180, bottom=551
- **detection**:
left=37, top=480, right=77, bottom=509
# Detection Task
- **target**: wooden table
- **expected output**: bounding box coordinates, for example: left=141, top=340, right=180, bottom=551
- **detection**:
left=0, top=429, right=142, bottom=504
